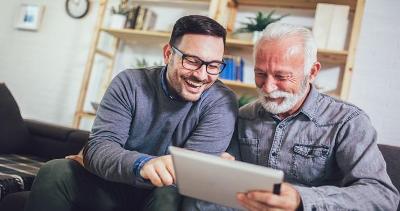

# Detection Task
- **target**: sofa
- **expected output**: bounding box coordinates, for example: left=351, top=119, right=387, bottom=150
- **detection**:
left=0, top=83, right=89, bottom=211
left=379, top=144, right=400, bottom=211
left=0, top=83, right=399, bottom=211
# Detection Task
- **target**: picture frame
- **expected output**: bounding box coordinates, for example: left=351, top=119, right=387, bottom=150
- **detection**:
left=15, top=4, right=45, bottom=31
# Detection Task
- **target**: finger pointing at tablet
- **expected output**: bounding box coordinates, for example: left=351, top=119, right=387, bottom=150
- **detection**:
left=140, top=155, right=176, bottom=187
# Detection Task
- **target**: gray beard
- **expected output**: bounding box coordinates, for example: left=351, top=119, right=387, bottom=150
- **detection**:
left=258, top=78, right=309, bottom=115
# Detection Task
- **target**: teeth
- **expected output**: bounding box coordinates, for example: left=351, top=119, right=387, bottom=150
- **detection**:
left=186, top=80, right=203, bottom=88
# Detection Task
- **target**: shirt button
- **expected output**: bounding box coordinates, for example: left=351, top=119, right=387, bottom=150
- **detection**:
left=278, top=125, right=284, bottom=129
left=271, top=152, right=277, bottom=156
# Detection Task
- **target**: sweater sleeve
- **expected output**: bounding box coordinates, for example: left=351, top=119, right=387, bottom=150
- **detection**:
left=83, top=70, right=152, bottom=187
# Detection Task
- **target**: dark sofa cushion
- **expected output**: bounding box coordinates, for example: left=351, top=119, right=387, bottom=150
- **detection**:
left=0, top=84, right=31, bottom=153
left=378, top=144, right=400, bottom=211
left=378, top=145, right=400, bottom=192
left=0, top=191, right=30, bottom=211
left=24, top=119, right=89, bottom=159
left=0, top=154, right=47, bottom=200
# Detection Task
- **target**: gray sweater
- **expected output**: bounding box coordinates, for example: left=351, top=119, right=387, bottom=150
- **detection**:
left=83, top=66, right=238, bottom=187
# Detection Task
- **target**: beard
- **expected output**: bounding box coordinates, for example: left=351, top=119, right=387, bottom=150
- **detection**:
left=258, top=77, right=309, bottom=115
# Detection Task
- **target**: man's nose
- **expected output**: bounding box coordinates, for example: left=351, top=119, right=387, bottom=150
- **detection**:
left=192, top=64, right=208, bottom=80
left=262, top=77, right=278, bottom=94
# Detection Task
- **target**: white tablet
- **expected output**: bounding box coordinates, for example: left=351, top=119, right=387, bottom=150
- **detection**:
left=169, top=146, right=284, bottom=209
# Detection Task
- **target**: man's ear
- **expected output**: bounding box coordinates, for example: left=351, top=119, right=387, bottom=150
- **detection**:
left=308, top=61, right=321, bottom=83
left=163, top=44, right=172, bottom=65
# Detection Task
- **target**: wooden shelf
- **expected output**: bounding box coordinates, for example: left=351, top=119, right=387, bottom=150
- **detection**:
left=101, top=28, right=255, bottom=47
left=102, top=28, right=170, bottom=40
left=102, top=28, right=348, bottom=64
left=226, top=37, right=253, bottom=47
left=221, top=79, right=256, bottom=89
left=133, top=0, right=211, bottom=6
left=232, top=0, right=358, bottom=12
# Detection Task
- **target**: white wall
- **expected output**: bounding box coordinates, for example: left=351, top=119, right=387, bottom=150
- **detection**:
left=0, top=0, right=97, bottom=127
left=0, top=0, right=399, bottom=146
left=349, top=0, right=400, bottom=146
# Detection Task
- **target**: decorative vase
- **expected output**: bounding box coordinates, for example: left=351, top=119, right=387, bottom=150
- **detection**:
left=252, top=31, right=263, bottom=43
left=109, top=14, right=127, bottom=29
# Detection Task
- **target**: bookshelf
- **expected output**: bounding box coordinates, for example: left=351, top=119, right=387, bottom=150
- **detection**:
left=73, top=0, right=365, bottom=128
left=103, top=27, right=350, bottom=63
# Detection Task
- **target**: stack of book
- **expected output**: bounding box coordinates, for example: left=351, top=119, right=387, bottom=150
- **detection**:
left=219, top=56, right=244, bottom=81
left=125, top=5, right=157, bottom=30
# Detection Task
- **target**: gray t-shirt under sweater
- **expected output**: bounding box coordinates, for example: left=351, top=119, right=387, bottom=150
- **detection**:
left=83, top=66, right=238, bottom=187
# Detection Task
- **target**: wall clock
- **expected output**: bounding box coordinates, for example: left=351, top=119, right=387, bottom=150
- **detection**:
left=66, top=0, right=90, bottom=19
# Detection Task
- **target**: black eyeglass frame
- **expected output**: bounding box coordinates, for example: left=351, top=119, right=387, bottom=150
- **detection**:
left=171, top=45, right=226, bottom=75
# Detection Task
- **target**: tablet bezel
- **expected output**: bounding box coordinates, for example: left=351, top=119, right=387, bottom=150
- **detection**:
left=169, top=146, right=284, bottom=209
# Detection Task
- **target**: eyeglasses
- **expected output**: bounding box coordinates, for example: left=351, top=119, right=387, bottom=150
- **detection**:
left=171, top=46, right=226, bottom=75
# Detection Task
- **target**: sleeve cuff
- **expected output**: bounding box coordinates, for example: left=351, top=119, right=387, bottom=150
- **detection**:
left=133, top=155, right=154, bottom=178
left=293, top=185, right=322, bottom=211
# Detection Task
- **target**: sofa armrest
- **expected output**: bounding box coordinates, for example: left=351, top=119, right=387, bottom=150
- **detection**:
left=24, top=119, right=89, bottom=159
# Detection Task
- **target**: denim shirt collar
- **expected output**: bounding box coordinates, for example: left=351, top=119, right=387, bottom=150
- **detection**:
left=160, top=66, right=206, bottom=101
left=299, top=84, right=319, bottom=121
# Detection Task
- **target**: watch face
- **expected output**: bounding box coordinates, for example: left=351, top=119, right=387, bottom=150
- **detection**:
left=66, top=0, right=89, bottom=19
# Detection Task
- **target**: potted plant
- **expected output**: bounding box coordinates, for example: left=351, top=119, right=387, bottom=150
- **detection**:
left=109, top=0, right=130, bottom=29
left=134, top=58, right=163, bottom=68
left=235, top=11, right=288, bottom=42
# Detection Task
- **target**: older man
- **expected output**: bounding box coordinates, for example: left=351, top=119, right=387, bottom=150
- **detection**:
left=232, top=23, right=399, bottom=210
left=184, top=23, right=399, bottom=211
left=25, top=15, right=237, bottom=211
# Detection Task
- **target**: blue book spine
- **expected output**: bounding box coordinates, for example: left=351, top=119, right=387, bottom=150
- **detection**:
left=240, top=58, right=244, bottom=82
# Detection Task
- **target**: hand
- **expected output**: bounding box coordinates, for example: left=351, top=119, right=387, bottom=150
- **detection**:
left=65, top=154, right=84, bottom=166
left=237, top=182, right=301, bottom=211
left=139, top=155, right=175, bottom=187
left=220, top=152, right=235, bottom=160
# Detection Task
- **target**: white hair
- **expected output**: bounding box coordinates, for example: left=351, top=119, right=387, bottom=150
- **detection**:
left=253, top=22, right=317, bottom=75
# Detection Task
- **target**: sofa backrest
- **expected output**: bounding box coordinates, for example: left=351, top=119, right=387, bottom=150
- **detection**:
left=378, top=144, right=400, bottom=211
left=0, top=83, right=31, bottom=153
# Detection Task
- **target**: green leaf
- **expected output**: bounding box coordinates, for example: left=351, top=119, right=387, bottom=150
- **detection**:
left=235, top=10, right=289, bottom=33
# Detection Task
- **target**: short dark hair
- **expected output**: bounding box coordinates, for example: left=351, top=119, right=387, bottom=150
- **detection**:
left=169, top=15, right=226, bottom=47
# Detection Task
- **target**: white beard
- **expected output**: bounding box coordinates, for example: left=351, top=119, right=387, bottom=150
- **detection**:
left=258, top=79, right=309, bottom=115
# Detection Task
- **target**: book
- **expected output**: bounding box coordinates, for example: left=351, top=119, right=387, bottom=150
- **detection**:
left=134, top=7, right=147, bottom=30
left=313, top=3, right=350, bottom=50
left=221, top=56, right=244, bottom=81
left=142, top=9, right=157, bottom=31
left=126, top=6, right=140, bottom=29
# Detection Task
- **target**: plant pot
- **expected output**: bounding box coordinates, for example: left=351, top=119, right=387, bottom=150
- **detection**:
left=252, top=31, right=263, bottom=43
left=109, top=14, right=127, bottom=29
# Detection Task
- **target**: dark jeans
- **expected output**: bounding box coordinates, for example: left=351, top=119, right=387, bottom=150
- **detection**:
left=24, top=159, right=182, bottom=211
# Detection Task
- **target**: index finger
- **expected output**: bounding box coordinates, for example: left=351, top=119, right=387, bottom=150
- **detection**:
left=165, top=155, right=176, bottom=183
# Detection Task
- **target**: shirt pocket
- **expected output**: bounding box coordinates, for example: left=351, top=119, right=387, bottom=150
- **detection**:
left=290, top=144, right=329, bottom=184
left=238, top=138, right=259, bottom=164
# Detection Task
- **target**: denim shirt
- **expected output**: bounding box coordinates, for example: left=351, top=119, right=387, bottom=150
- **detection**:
left=228, top=85, right=399, bottom=210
